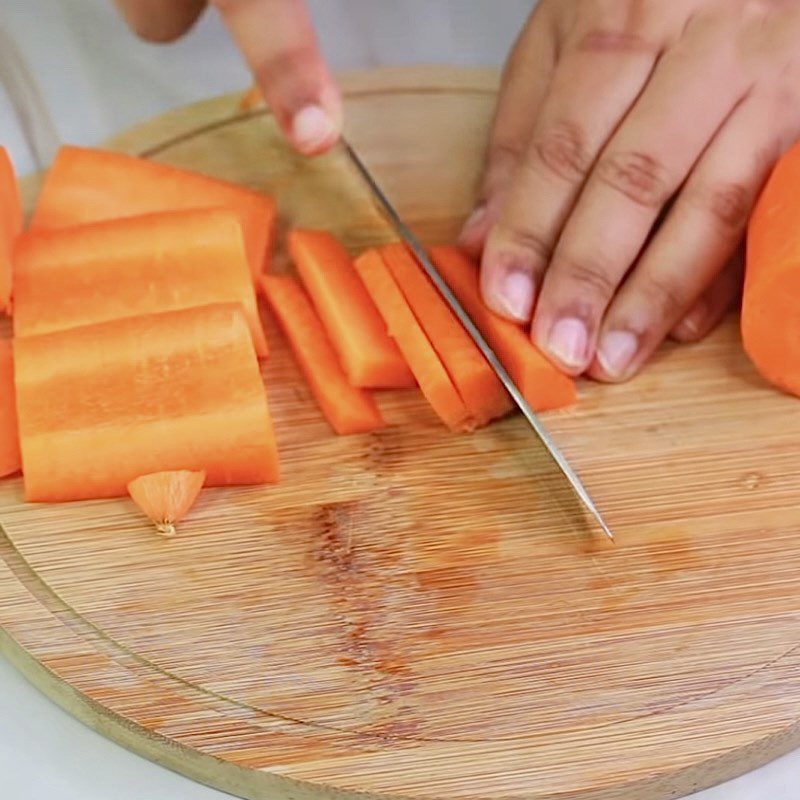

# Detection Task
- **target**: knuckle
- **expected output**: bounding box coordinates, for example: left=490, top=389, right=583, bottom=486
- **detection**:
left=576, top=28, right=656, bottom=54
left=701, top=182, right=753, bottom=233
left=530, top=121, right=591, bottom=183
left=497, top=223, right=553, bottom=265
left=557, top=253, right=618, bottom=299
left=596, top=150, right=671, bottom=208
left=252, top=45, right=316, bottom=92
left=640, top=273, right=686, bottom=319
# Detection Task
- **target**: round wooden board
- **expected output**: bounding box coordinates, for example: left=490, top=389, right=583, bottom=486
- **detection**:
left=3, top=66, right=800, bottom=800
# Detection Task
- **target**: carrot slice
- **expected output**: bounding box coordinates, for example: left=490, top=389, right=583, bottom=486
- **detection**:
left=128, top=470, right=206, bottom=537
left=430, top=246, right=576, bottom=411
left=263, top=275, right=384, bottom=435
left=354, top=249, right=474, bottom=432
left=743, top=139, right=800, bottom=396
left=15, top=303, right=279, bottom=502
left=0, top=147, right=23, bottom=314
left=14, top=208, right=268, bottom=357
left=0, top=340, right=21, bottom=477
left=381, top=242, right=513, bottom=426
left=30, top=145, right=276, bottom=279
left=289, top=229, right=415, bottom=389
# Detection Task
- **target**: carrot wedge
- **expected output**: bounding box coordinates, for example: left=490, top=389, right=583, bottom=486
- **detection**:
left=0, top=147, right=23, bottom=314
left=430, top=246, right=576, bottom=411
left=14, top=208, right=268, bottom=357
left=263, top=275, right=384, bottom=435
left=381, top=242, right=513, bottom=426
left=30, top=145, right=276, bottom=279
left=354, top=249, right=475, bottom=432
left=15, top=304, right=279, bottom=502
left=289, top=229, right=415, bottom=389
left=128, top=470, right=206, bottom=537
left=0, top=340, right=21, bottom=477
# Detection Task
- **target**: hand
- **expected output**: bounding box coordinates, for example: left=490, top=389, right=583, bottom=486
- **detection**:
left=460, top=0, right=800, bottom=381
left=115, top=0, right=341, bottom=156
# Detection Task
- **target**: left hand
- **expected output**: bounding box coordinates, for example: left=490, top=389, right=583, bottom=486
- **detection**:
left=460, top=0, right=800, bottom=382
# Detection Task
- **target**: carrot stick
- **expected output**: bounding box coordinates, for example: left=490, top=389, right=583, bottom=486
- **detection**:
left=354, top=249, right=475, bottom=432
left=14, top=208, right=268, bottom=357
left=128, top=470, right=206, bottom=537
left=430, top=246, right=576, bottom=411
left=0, top=147, right=23, bottom=314
left=381, top=242, right=513, bottom=426
left=30, top=145, right=276, bottom=280
left=262, top=275, right=384, bottom=435
left=15, top=303, right=279, bottom=502
left=289, top=229, right=415, bottom=389
left=743, top=139, right=800, bottom=396
left=0, top=340, right=21, bottom=477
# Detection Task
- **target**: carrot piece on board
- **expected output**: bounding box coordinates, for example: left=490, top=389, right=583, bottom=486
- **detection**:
left=14, top=303, right=279, bottom=502
left=354, top=249, right=475, bottom=432
left=263, top=275, right=384, bottom=435
left=429, top=246, right=576, bottom=411
left=289, top=229, right=415, bottom=389
left=0, top=340, right=21, bottom=477
left=14, top=208, right=268, bottom=357
left=0, top=147, right=23, bottom=314
left=30, top=145, right=276, bottom=279
left=128, top=470, right=206, bottom=537
left=381, top=242, right=513, bottom=425
left=743, top=139, right=800, bottom=396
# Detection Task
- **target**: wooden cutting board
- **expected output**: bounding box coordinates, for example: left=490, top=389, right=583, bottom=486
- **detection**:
left=2, top=66, right=800, bottom=800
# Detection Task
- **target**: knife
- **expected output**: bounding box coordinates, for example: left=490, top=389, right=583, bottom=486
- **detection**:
left=340, top=137, right=614, bottom=543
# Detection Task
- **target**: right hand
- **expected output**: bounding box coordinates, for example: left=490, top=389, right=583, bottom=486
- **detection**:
left=115, top=0, right=342, bottom=156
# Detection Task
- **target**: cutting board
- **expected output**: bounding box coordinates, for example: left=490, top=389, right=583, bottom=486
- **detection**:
left=2, top=66, right=800, bottom=800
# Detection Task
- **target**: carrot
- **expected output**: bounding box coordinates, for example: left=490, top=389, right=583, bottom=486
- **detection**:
left=14, top=303, right=279, bottom=502
left=430, top=246, right=576, bottom=411
left=381, top=242, right=513, bottom=426
left=0, top=340, right=21, bottom=477
left=354, top=249, right=474, bottom=432
left=14, top=208, right=268, bottom=357
left=128, top=470, right=206, bottom=537
left=263, top=275, right=384, bottom=435
left=30, top=145, right=276, bottom=280
left=743, top=140, right=800, bottom=396
left=289, top=229, right=415, bottom=389
left=0, top=147, right=23, bottom=314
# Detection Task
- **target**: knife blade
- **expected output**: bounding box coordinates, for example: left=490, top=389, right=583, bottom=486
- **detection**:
left=340, top=137, right=614, bottom=542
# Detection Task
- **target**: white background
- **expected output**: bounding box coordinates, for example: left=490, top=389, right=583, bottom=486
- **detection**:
left=0, top=1, right=798, bottom=797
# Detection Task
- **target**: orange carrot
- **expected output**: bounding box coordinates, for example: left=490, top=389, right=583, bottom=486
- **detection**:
left=0, top=340, right=21, bottom=477
left=128, top=470, right=206, bottom=537
left=30, top=145, right=276, bottom=279
left=14, top=208, right=268, bottom=357
left=743, top=139, right=800, bottom=396
left=354, top=249, right=474, bottom=431
left=263, top=275, right=384, bottom=435
left=430, top=246, right=576, bottom=411
left=0, top=147, right=23, bottom=314
left=15, top=303, right=279, bottom=502
left=289, top=229, right=415, bottom=389
left=381, top=242, right=513, bottom=426
left=239, top=85, right=265, bottom=112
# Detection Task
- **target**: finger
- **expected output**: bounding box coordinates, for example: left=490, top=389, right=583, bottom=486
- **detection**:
left=532, top=16, right=751, bottom=373
left=211, top=0, right=341, bottom=155
left=588, top=96, right=776, bottom=382
left=459, top=3, right=558, bottom=257
left=478, top=17, right=664, bottom=323
left=114, top=0, right=207, bottom=42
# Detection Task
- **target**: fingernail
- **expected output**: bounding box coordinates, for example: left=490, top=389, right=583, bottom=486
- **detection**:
left=597, top=330, right=638, bottom=378
left=291, top=104, right=337, bottom=154
left=547, top=317, right=588, bottom=370
left=674, top=301, right=707, bottom=339
left=498, top=269, right=535, bottom=321
left=458, top=205, right=487, bottom=244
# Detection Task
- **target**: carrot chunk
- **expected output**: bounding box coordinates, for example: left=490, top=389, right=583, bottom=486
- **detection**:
left=354, top=249, right=474, bottom=432
left=30, top=145, right=276, bottom=279
left=289, top=229, right=415, bottom=389
left=381, top=242, right=513, bottom=425
left=0, top=147, right=23, bottom=314
left=14, top=208, right=268, bottom=357
left=0, top=340, right=21, bottom=477
left=15, top=303, right=279, bottom=502
left=263, top=275, right=384, bottom=435
left=430, top=246, right=576, bottom=411
left=128, top=470, right=206, bottom=537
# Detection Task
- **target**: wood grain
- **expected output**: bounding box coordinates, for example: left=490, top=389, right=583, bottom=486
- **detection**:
left=2, top=66, right=800, bottom=800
